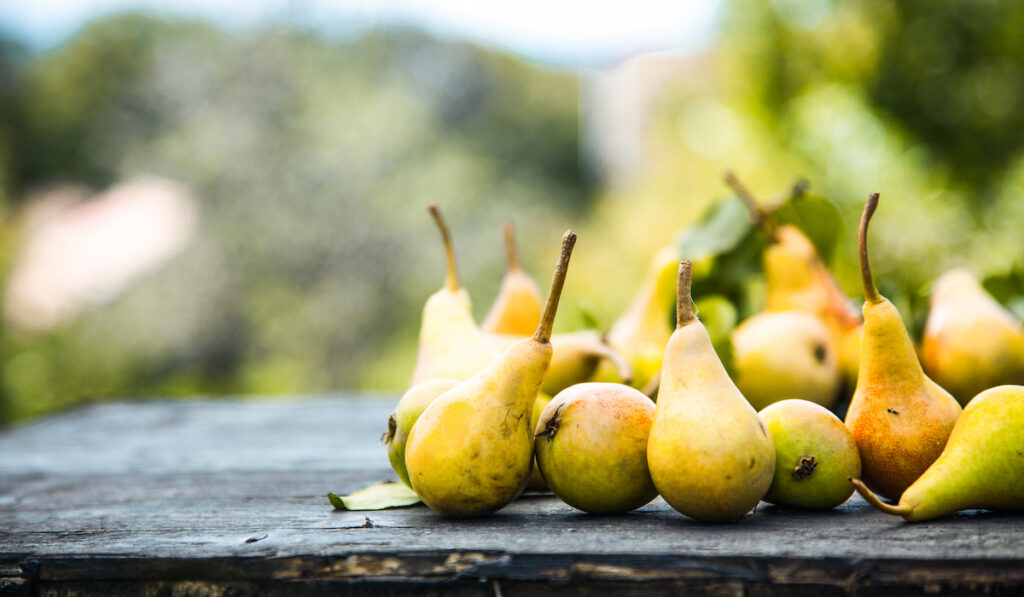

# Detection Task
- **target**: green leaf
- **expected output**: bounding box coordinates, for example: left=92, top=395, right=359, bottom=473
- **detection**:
left=328, top=482, right=421, bottom=511
left=774, top=192, right=843, bottom=263
left=676, top=196, right=754, bottom=262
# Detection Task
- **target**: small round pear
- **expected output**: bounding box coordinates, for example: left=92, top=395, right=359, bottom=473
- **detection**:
left=732, top=311, right=841, bottom=410
left=525, top=392, right=553, bottom=491
left=758, top=399, right=861, bottom=509
left=385, top=379, right=461, bottom=488
left=534, top=383, right=658, bottom=514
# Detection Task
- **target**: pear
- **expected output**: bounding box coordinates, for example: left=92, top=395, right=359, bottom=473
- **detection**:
left=922, top=269, right=1024, bottom=405
left=534, top=382, right=658, bottom=514
left=525, top=391, right=553, bottom=491
left=759, top=399, right=861, bottom=509
left=853, top=385, right=1024, bottom=521
left=485, top=330, right=633, bottom=396
left=725, top=172, right=863, bottom=392
left=595, top=244, right=680, bottom=391
left=647, top=261, right=776, bottom=522
left=405, top=230, right=577, bottom=517
left=844, top=193, right=962, bottom=501
left=731, top=310, right=840, bottom=410
left=482, top=222, right=544, bottom=336
left=410, top=204, right=497, bottom=386
left=384, top=378, right=461, bottom=488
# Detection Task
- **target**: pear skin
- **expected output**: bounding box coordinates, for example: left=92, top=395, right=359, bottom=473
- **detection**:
left=844, top=193, right=961, bottom=501
left=853, top=385, right=1024, bottom=521
left=598, top=244, right=680, bottom=391
left=534, top=383, right=657, bottom=514
left=647, top=261, right=776, bottom=522
left=385, top=379, right=461, bottom=488
left=482, top=222, right=544, bottom=336
left=732, top=310, right=840, bottom=410
left=922, top=269, right=1024, bottom=405
left=405, top=231, right=576, bottom=517
left=410, top=204, right=497, bottom=386
left=525, top=391, right=553, bottom=491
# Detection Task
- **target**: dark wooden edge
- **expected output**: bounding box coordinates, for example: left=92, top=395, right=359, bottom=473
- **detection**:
left=3, top=552, right=1024, bottom=593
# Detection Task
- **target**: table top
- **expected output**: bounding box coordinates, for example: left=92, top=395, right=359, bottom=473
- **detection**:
left=2, top=397, right=1022, bottom=596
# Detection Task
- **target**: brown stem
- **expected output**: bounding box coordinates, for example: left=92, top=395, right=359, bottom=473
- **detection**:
left=858, top=193, right=881, bottom=304
left=676, top=260, right=695, bottom=328
left=851, top=478, right=912, bottom=517
left=500, top=222, right=521, bottom=272
left=586, top=342, right=634, bottom=386
left=724, top=170, right=768, bottom=228
left=428, top=203, right=459, bottom=292
left=533, top=231, right=576, bottom=344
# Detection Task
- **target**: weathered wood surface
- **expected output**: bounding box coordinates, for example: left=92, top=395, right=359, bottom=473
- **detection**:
left=1, top=397, right=1023, bottom=596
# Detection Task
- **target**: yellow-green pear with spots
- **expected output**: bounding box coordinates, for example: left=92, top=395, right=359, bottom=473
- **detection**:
left=647, top=261, right=776, bottom=522
left=405, top=231, right=576, bottom=517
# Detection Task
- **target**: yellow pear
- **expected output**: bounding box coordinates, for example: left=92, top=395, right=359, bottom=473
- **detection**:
left=731, top=310, right=840, bottom=410
left=844, top=193, right=962, bottom=501
left=595, top=244, right=680, bottom=391
left=525, top=391, right=553, bottom=491
left=853, top=385, right=1024, bottom=521
left=384, top=378, right=461, bottom=488
left=409, top=203, right=496, bottom=386
left=482, top=222, right=544, bottom=336
left=647, top=261, right=776, bottom=522
left=405, top=231, right=576, bottom=517
left=922, top=269, right=1024, bottom=405
left=484, top=330, right=633, bottom=396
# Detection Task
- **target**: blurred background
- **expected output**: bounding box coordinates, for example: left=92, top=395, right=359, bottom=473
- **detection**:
left=1, top=0, right=1023, bottom=423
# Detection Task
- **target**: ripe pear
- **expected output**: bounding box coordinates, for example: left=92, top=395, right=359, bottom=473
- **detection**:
left=384, top=378, right=461, bottom=488
left=595, top=244, right=680, bottom=391
left=534, top=383, right=657, bottom=514
left=922, top=269, right=1024, bottom=405
left=410, top=204, right=497, bottom=386
left=731, top=310, right=841, bottom=410
left=725, top=172, right=863, bottom=392
left=485, top=330, right=633, bottom=396
left=853, top=385, right=1024, bottom=521
left=525, top=391, right=553, bottom=491
left=759, top=399, right=861, bottom=509
left=482, top=222, right=544, bottom=336
left=405, top=231, right=577, bottom=517
left=844, top=193, right=962, bottom=501
left=647, top=261, right=775, bottom=522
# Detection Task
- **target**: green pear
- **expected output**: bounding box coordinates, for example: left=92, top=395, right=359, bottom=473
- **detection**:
left=384, top=379, right=461, bottom=488
left=405, top=231, right=576, bottom=517
left=647, top=261, right=776, bottom=522
left=759, top=399, right=861, bottom=509
left=844, top=193, right=962, bottom=501
left=482, top=222, right=544, bottom=336
left=534, top=382, right=657, bottom=514
left=410, top=203, right=497, bottom=386
left=853, top=385, right=1024, bottom=521
left=525, top=391, right=553, bottom=491
left=732, top=310, right=841, bottom=410
left=922, top=269, right=1024, bottom=405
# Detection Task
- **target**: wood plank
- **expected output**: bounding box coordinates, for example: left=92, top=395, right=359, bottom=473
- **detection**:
left=1, top=398, right=1023, bottom=596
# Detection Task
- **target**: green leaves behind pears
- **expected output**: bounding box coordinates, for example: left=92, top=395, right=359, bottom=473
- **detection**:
left=759, top=399, right=860, bottom=509
left=854, top=385, right=1024, bottom=522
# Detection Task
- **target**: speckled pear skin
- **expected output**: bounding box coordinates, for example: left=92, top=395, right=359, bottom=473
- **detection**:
left=534, top=383, right=657, bottom=514
left=855, top=385, right=1024, bottom=521
left=922, top=269, right=1024, bottom=406
left=404, top=231, right=576, bottom=517
left=647, top=261, right=775, bottom=523
left=844, top=193, right=961, bottom=501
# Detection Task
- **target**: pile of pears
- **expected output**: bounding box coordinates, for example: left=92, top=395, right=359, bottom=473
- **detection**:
left=383, top=191, right=1024, bottom=522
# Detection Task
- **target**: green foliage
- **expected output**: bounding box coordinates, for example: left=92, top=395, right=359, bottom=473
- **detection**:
left=774, top=192, right=844, bottom=263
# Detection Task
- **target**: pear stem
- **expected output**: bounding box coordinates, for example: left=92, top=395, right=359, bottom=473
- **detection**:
left=587, top=342, right=634, bottom=385
left=533, top=230, right=576, bottom=344
left=858, top=193, right=881, bottom=304
left=428, top=203, right=460, bottom=292
left=851, top=478, right=913, bottom=517
left=676, top=260, right=695, bottom=328
left=501, top=222, right=521, bottom=272
left=724, top=171, right=769, bottom=230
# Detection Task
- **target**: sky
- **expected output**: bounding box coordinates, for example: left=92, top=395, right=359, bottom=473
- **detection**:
left=0, top=0, right=722, bottom=66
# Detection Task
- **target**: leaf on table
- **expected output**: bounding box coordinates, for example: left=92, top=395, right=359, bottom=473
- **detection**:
left=328, top=482, right=421, bottom=511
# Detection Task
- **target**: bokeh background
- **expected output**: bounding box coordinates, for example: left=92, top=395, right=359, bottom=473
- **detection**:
left=1, top=0, right=1023, bottom=423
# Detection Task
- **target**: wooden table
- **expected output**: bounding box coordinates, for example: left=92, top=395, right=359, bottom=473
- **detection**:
left=1, top=397, right=1022, bottom=596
